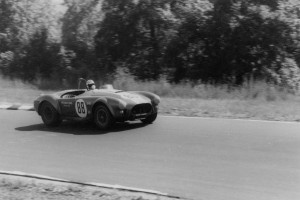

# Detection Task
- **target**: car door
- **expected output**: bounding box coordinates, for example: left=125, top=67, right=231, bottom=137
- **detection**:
left=58, top=98, right=77, bottom=117
left=73, top=97, right=88, bottom=118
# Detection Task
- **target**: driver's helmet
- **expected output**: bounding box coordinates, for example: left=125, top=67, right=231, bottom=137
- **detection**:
left=86, top=79, right=95, bottom=90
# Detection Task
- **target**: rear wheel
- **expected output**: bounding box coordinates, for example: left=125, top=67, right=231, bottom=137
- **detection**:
left=94, top=105, right=114, bottom=130
left=141, top=113, right=157, bottom=124
left=40, top=102, right=62, bottom=127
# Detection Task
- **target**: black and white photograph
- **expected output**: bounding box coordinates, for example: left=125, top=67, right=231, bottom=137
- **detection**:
left=0, top=0, right=300, bottom=199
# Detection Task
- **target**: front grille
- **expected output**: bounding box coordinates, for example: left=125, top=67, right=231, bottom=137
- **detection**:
left=131, top=103, right=152, bottom=116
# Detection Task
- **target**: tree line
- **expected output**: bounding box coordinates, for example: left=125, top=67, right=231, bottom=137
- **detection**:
left=1, top=0, right=300, bottom=90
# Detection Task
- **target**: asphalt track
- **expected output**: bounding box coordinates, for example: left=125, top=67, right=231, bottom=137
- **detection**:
left=0, top=110, right=299, bottom=200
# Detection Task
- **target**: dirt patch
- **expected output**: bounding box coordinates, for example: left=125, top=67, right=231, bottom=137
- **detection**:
left=0, top=174, right=183, bottom=200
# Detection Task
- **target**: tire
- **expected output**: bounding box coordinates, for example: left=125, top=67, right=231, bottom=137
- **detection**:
left=141, top=112, right=157, bottom=124
left=94, top=105, right=114, bottom=130
left=40, top=102, right=62, bottom=127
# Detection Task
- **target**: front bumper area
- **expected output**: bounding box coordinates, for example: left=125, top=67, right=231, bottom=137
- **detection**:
left=115, top=103, right=157, bottom=122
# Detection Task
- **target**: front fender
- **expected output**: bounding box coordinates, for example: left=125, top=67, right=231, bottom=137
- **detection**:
left=130, top=91, right=160, bottom=105
left=93, top=97, right=127, bottom=118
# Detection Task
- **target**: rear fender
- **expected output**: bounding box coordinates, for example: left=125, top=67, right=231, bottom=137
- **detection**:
left=37, top=95, right=61, bottom=115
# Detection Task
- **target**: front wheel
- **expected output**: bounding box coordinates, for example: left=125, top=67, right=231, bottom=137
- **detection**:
left=94, top=105, right=114, bottom=130
left=141, top=113, right=157, bottom=124
left=40, top=102, right=62, bottom=127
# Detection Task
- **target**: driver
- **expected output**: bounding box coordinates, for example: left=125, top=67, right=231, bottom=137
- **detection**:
left=86, top=79, right=96, bottom=90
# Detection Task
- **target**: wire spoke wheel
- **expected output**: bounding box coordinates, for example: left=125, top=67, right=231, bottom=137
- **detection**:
left=94, top=105, right=114, bottom=130
left=97, top=109, right=108, bottom=125
left=44, top=107, right=53, bottom=121
left=40, top=102, right=62, bottom=127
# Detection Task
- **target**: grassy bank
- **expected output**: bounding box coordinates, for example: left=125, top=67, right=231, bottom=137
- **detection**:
left=1, top=76, right=300, bottom=122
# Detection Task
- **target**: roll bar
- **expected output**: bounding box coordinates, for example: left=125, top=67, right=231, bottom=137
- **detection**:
left=78, top=78, right=86, bottom=89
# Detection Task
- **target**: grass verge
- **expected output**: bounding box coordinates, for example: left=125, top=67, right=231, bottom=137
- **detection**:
left=1, top=76, right=300, bottom=122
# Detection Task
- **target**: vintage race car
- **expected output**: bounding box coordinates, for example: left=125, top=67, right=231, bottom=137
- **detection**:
left=34, top=82, right=160, bottom=130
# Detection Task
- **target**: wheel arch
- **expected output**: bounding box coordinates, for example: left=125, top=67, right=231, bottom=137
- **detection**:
left=37, top=96, right=60, bottom=115
left=92, top=99, right=115, bottom=118
left=92, top=97, right=127, bottom=118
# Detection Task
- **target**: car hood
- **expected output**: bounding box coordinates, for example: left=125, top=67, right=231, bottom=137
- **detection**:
left=88, top=89, right=151, bottom=104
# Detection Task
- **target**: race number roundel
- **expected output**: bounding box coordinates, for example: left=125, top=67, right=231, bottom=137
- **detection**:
left=75, top=99, right=87, bottom=118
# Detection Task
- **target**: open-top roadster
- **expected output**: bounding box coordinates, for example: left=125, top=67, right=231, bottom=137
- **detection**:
left=34, top=79, right=160, bottom=130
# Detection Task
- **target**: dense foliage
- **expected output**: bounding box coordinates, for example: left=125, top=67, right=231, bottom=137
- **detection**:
left=1, top=0, right=300, bottom=90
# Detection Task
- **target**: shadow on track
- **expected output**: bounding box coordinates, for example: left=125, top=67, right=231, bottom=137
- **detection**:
left=15, top=120, right=147, bottom=135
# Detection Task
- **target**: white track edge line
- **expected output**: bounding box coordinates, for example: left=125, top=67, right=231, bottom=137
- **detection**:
left=18, top=105, right=34, bottom=110
left=0, top=105, right=11, bottom=109
left=160, top=115, right=300, bottom=124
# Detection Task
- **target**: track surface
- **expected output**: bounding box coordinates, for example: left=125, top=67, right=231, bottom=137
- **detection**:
left=0, top=110, right=299, bottom=200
